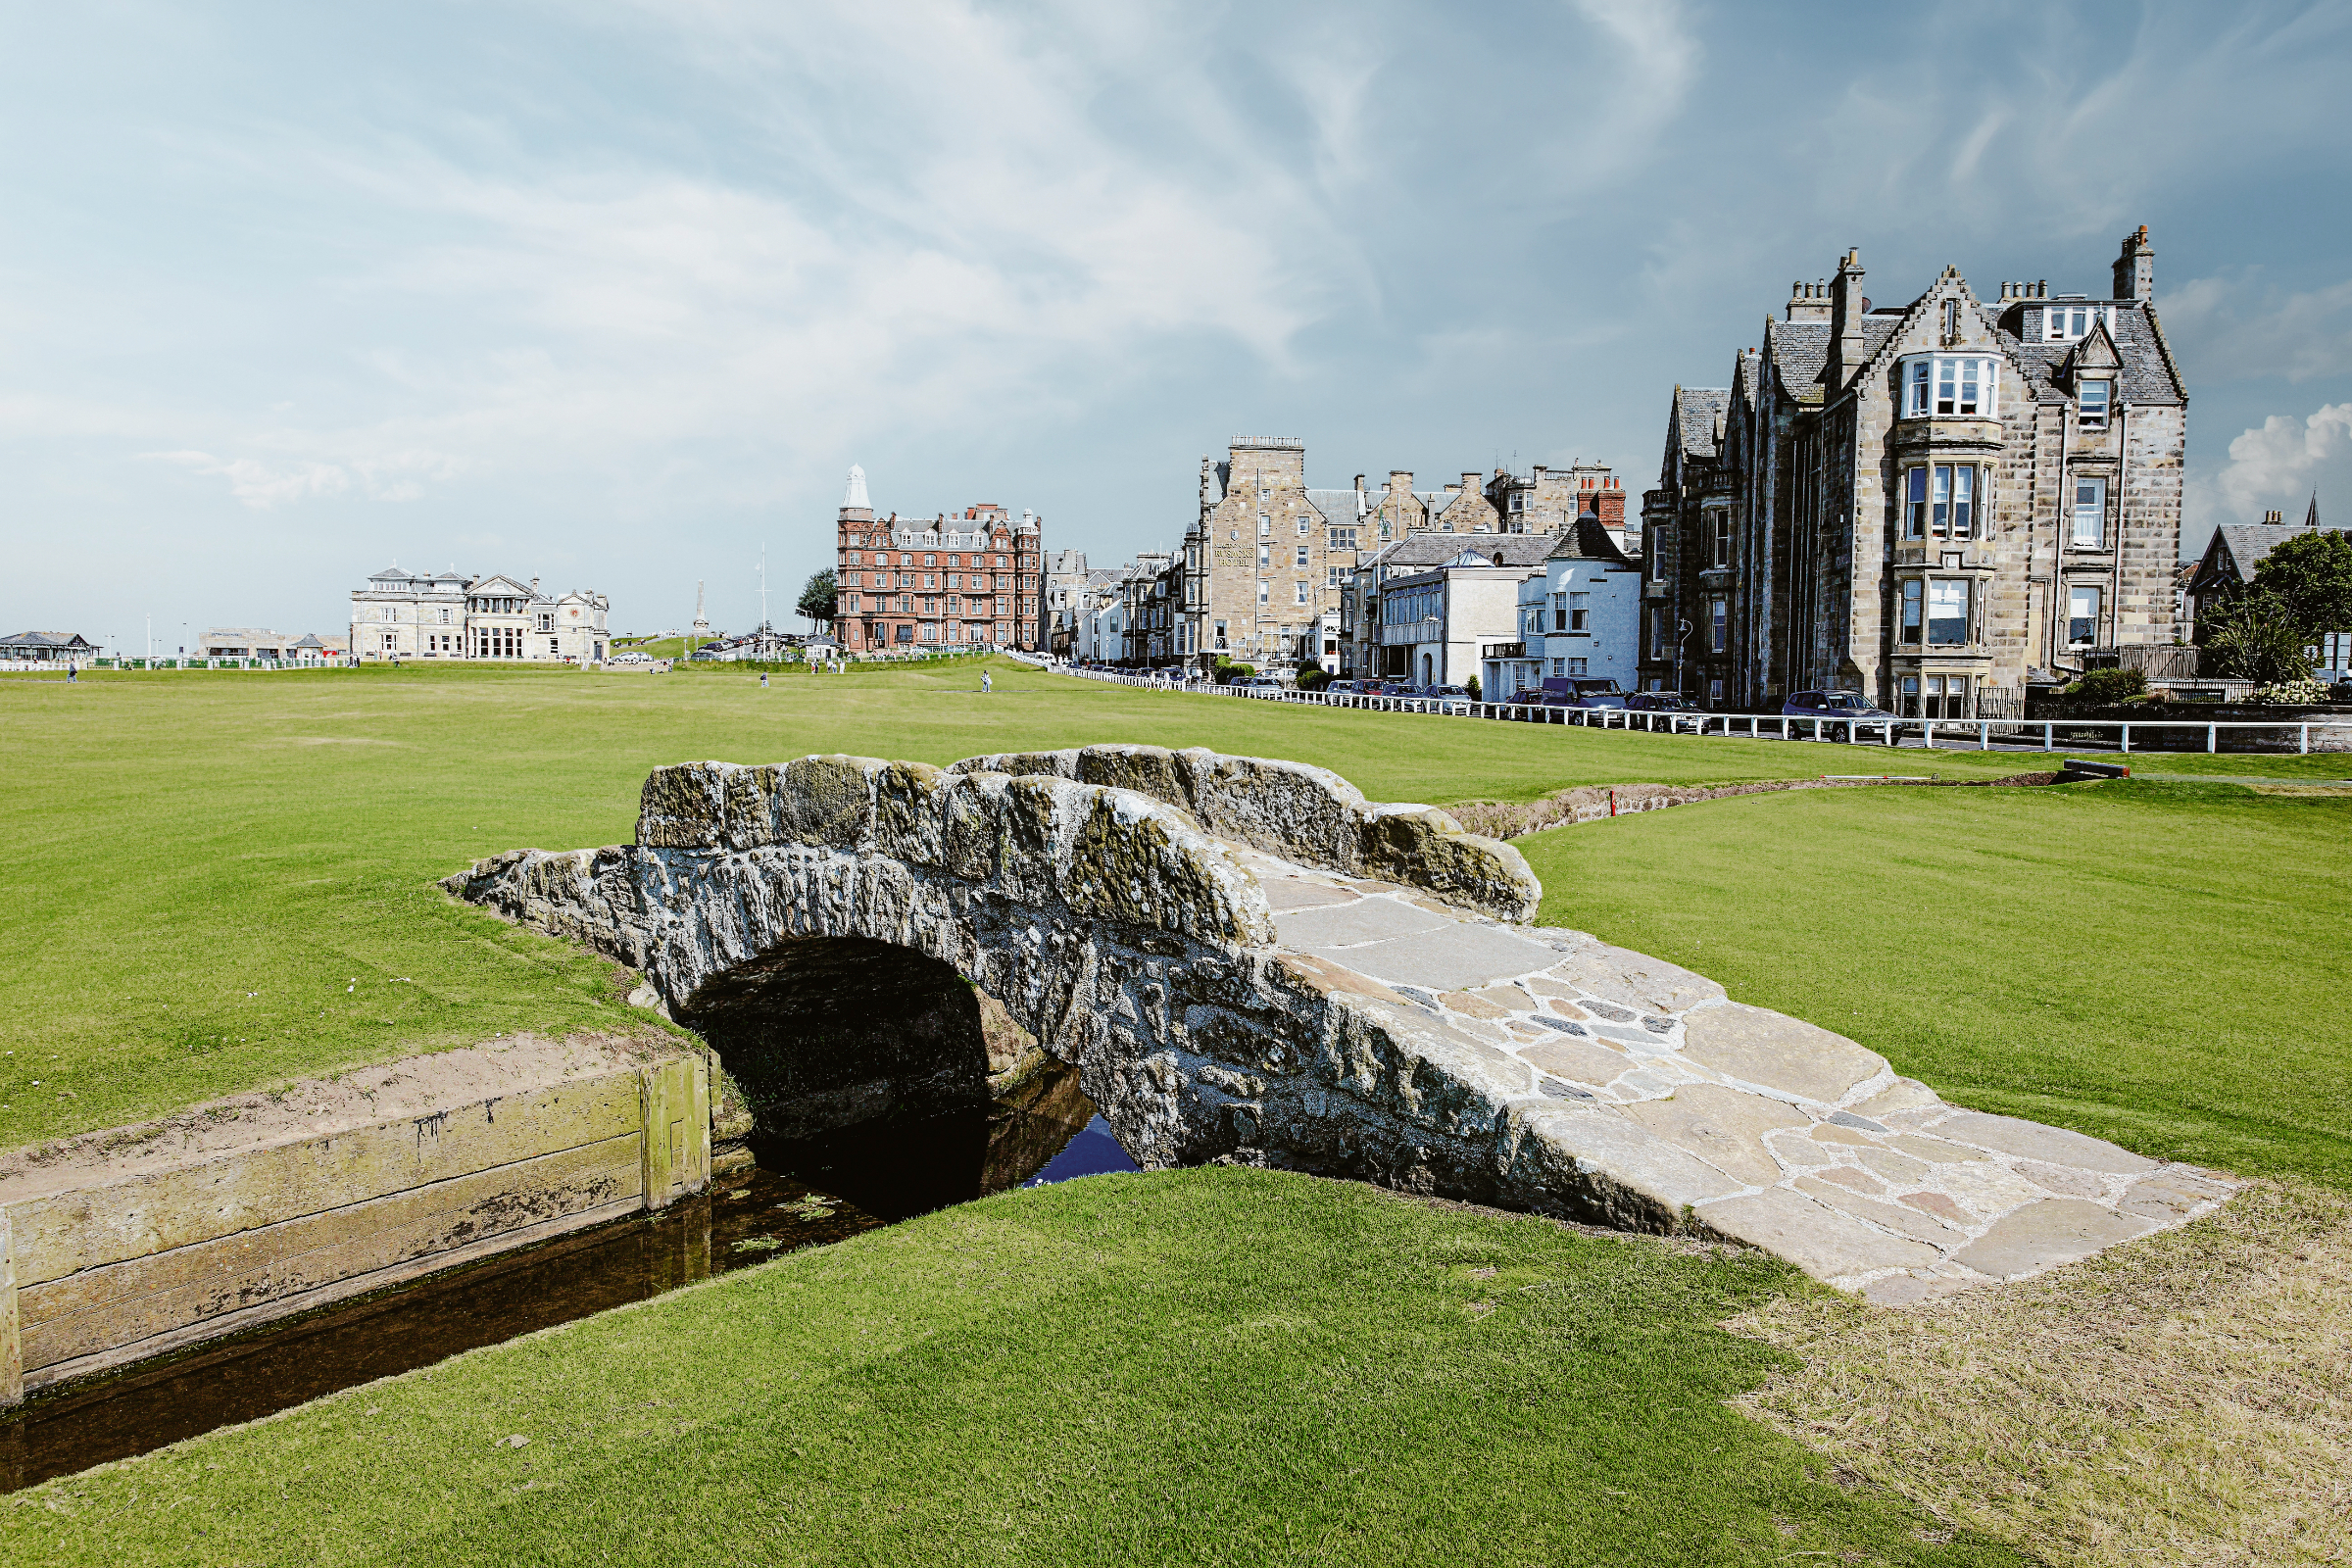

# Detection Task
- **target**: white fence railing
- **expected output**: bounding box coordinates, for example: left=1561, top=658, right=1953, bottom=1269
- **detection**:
left=1043, top=663, right=2352, bottom=757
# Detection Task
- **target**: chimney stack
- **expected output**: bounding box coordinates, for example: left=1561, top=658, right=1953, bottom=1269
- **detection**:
left=1828, top=248, right=1867, bottom=389
left=2113, top=224, right=2153, bottom=302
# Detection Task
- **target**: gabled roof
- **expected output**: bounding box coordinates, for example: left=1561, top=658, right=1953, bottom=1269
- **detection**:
left=468, top=574, right=537, bottom=598
left=1546, top=514, right=1641, bottom=565
left=2205, top=519, right=2348, bottom=586
left=0, top=630, right=94, bottom=649
left=1676, top=387, right=1730, bottom=459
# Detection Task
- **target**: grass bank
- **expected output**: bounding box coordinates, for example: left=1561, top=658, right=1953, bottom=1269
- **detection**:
left=0, top=1168, right=2022, bottom=1567
left=1518, top=779, right=2352, bottom=1187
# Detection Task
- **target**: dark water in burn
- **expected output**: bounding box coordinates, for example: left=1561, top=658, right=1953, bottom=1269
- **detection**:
left=0, top=1067, right=1139, bottom=1493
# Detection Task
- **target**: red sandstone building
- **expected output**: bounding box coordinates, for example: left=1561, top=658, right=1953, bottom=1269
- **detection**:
left=833, top=465, right=1045, bottom=653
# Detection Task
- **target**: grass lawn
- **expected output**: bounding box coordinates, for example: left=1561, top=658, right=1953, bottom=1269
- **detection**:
left=1518, top=779, right=2352, bottom=1187
left=12, top=655, right=2272, bottom=1153
left=0, top=1168, right=2024, bottom=1568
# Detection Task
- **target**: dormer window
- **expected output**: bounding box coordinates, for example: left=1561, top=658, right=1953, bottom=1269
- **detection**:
left=1902, top=355, right=1996, bottom=418
left=2045, top=304, right=2113, bottom=341
left=2079, top=378, right=2111, bottom=430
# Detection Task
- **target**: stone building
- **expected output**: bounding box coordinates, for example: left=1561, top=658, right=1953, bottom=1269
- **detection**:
left=1043, top=549, right=1091, bottom=659
left=2183, top=497, right=2351, bottom=677
left=1178, top=438, right=1623, bottom=677
left=349, top=567, right=611, bottom=662
left=1640, top=227, right=2187, bottom=714
left=832, top=466, right=1046, bottom=653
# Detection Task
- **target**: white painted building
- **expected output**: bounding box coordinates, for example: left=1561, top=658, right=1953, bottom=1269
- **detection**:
left=348, top=565, right=612, bottom=662
left=1490, top=518, right=1644, bottom=698
left=1362, top=535, right=1554, bottom=688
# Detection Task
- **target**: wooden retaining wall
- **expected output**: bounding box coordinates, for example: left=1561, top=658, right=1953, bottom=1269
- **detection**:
left=0, top=1051, right=708, bottom=1405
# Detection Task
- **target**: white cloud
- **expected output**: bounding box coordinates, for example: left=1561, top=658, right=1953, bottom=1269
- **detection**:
left=141, top=446, right=465, bottom=509
left=2188, top=403, right=2352, bottom=525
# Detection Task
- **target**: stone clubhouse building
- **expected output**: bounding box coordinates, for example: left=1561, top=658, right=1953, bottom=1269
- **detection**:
left=348, top=567, right=612, bottom=662
left=1642, top=226, right=2186, bottom=715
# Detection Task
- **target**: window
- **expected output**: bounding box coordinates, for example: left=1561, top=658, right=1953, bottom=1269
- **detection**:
left=1648, top=607, right=1666, bottom=659
left=1298, top=515, right=1309, bottom=535
left=1899, top=674, right=1919, bottom=715
left=1295, top=544, right=1309, bottom=567
left=1327, top=565, right=1346, bottom=588
left=1257, top=488, right=1270, bottom=502
left=1904, top=465, right=1978, bottom=538
left=1924, top=673, right=1969, bottom=718
left=1550, top=593, right=1567, bottom=632
left=2045, top=304, right=2111, bottom=342
left=1902, top=356, right=1995, bottom=417
left=1551, top=659, right=1565, bottom=677
left=1707, top=595, right=1728, bottom=654
left=1708, top=677, right=1724, bottom=704
left=1568, top=658, right=1588, bottom=676
left=1258, top=515, right=1271, bottom=536
left=2079, top=379, right=2111, bottom=429
left=1510, top=493, right=1526, bottom=512
left=2068, top=585, right=2102, bottom=647
left=1257, top=580, right=1269, bottom=606
left=1258, top=544, right=1270, bottom=568
left=1295, top=580, right=1308, bottom=605
left=1330, top=526, right=1357, bottom=552
left=1901, top=579, right=1923, bottom=644
left=947, top=573, right=959, bottom=589
left=1928, top=579, right=1969, bottom=645
left=924, top=555, right=937, bottom=567
left=1711, top=513, right=1732, bottom=567
left=2071, top=476, right=2107, bottom=547
left=1569, top=592, right=1590, bottom=631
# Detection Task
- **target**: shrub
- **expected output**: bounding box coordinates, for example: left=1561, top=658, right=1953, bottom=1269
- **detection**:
left=2069, top=666, right=2148, bottom=706
left=1213, top=659, right=1255, bottom=685
left=1465, top=674, right=1483, bottom=701
left=1295, top=666, right=1331, bottom=692
left=2202, top=592, right=2317, bottom=686
left=2254, top=677, right=2330, bottom=707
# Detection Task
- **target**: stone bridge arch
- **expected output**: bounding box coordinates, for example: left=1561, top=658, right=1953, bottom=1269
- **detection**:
left=447, top=745, right=2232, bottom=1302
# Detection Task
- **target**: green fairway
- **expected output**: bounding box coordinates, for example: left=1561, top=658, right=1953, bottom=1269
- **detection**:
left=1, top=659, right=2340, bottom=1152
left=1520, top=779, right=2352, bottom=1187
left=0, top=1168, right=2022, bottom=1568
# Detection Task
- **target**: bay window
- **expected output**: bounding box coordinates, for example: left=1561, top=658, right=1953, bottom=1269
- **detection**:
left=1900, top=579, right=1923, bottom=644
left=2071, top=476, right=2107, bottom=547
left=1904, top=464, right=1978, bottom=538
left=1901, top=356, right=1996, bottom=417
left=1927, top=578, right=1969, bottom=645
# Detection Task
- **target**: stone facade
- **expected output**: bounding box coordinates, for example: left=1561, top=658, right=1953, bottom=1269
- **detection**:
left=349, top=568, right=611, bottom=662
left=448, top=744, right=2231, bottom=1301
left=832, top=466, right=1045, bottom=653
left=1642, top=227, right=2187, bottom=712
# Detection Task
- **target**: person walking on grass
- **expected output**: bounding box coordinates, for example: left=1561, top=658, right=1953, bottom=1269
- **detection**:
left=760, top=672, right=768, bottom=688
left=982, top=670, right=992, bottom=695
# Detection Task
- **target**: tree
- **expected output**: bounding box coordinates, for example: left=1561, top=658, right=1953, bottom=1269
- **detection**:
left=2251, top=528, right=2352, bottom=641
left=2200, top=590, right=2314, bottom=686
left=797, top=569, right=836, bottom=629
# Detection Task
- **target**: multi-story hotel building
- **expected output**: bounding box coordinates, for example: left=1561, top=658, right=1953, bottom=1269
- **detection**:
left=831, top=466, right=1045, bottom=653
left=1642, top=227, right=2186, bottom=713
left=348, top=567, right=610, bottom=662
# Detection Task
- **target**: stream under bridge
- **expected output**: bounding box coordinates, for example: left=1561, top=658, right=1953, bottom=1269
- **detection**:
left=447, top=744, right=2232, bottom=1303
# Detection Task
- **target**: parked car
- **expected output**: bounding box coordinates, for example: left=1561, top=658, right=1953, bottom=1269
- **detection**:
left=1626, top=691, right=1702, bottom=711
left=1235, top=674, right=1286, bottom=689
left=1324, top=678, right=1369, bottom=694
left=1566, top=690, right=1630, bottom=710
left=1423, top=684, right=1475, bottom=700
left=1782, top=689, right=1897, bottom=740
left=1782, top=689, right=1895, bottom=718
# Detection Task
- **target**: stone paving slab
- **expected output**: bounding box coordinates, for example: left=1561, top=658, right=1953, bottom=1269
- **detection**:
left=1246, top=853, right=2238, bottom=1303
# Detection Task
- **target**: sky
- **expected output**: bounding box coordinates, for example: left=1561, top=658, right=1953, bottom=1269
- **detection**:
left=5, top=0, right=2352, bottom=648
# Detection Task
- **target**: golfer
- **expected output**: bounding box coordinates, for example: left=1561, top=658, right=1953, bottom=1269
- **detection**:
left=981, top=670, right=992, bottom=695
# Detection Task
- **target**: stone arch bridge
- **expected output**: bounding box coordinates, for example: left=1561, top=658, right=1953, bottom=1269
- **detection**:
left=448, top=745, right=2230, bottom=1303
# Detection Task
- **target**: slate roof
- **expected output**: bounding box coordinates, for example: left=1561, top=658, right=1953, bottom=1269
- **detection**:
left=1546, top=515, right=1641, bottom=565
left=0, top=630, right=93, bottom=650
left=1368, top=533, right=1556, bottom=573
left=1998, top=305, right=2183, bottom=407
left=2208, top=520, right=2348, bottom=585
left=1305, top=487, right=1367, bottom=524
left=1677, top=388, right=1730, bottom=458
left=1766, top=319, right=1831, bottom=395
